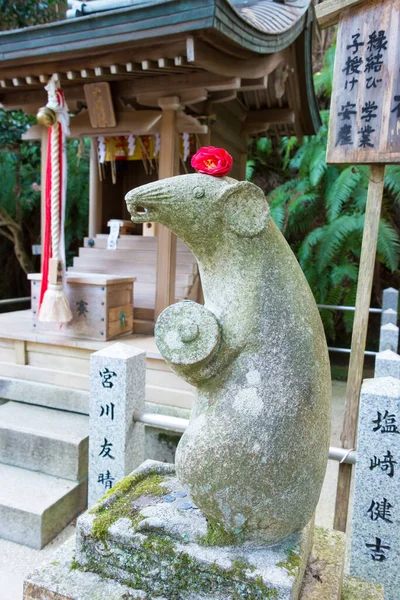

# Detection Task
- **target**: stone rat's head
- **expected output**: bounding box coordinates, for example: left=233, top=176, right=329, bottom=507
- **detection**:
left=125, top=173, right=269, bottom=256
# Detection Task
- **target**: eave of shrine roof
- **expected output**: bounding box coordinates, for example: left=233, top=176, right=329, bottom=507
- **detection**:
left=67, top=0, right=312, bottom=36
left=0, top=0, right=310, bottom=66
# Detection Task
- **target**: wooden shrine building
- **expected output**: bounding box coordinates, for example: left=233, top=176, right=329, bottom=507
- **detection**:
left=0, top=0, right=320, bottom=408
left=0, top=0, right=325, bottom=548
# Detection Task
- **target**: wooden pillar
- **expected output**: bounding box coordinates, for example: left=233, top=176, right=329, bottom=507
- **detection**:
left=333, top=165, right=385, bottom=531
left=40, top=127, right=47, bottom=267
left=155, top=96, right=181, bottom=319
left=89, top=137, right=102, bottom=238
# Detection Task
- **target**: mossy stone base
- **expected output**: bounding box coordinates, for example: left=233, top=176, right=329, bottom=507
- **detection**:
left=23, top=536, right=146, bottom=600
left=23, top=493, right=383, bottom=600
left=341, top=576, right=384, bottom=600
left=73, top=460, right=314, bottom=599
left=300, top=527, right=345, bottom=599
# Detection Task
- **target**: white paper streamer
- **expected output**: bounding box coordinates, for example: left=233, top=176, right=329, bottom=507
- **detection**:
left=98, top=136, right=106, bottom=164
left=183, top=132, right=190, bottom=162
left=128, top=134, right=136, bottom=156
left=154, top=133, right=161, bottom=157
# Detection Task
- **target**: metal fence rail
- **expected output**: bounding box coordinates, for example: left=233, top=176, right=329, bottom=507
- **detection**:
left=134, top=411, right=357, bottom=465
left=317, top=292, right=398, bottom=356
left=0, top=296, right=31, bottom=314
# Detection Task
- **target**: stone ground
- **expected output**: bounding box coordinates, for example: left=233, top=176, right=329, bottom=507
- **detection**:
left=0, top=381, right=347, bottom=600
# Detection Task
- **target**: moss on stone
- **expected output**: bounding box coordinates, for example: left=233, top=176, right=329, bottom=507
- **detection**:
left=83, top=531, right=279, bottom=600
left=70, top=556, right=81, bottom=572
left=199, top=520, right=241, bottom=546
left=231, top=558, right=255, bottom=574
left=90, top=471, right=168, bottom=543
left=341, top=576, right=384, bottom=600
left=81, top=469, right=279, bottom=598
left=277, top=548, right=302, bottom=577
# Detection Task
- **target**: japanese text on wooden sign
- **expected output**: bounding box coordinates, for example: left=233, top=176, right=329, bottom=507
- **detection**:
left=327, top=0, right=400, bottom=164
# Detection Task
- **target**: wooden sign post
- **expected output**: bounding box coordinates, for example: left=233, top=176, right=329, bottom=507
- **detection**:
left=316, top=0, right=400, bottom=532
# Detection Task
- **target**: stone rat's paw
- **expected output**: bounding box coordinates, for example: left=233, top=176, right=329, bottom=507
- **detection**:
left=155, top=301, right=220, bottom=379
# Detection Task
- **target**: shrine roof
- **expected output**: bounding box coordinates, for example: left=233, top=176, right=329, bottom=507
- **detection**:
left=0, top=0, right=312, bottom=64
left=0, top=0, right=320, bottom=137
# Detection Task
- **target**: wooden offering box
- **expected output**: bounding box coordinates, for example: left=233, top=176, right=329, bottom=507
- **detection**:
left=29, top=274, right=135, bottom=341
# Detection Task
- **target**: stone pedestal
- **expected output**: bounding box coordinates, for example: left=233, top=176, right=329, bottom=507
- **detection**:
left=77, top=460, right=313, bottom=600
left=23, top=461, right=384, bottom=600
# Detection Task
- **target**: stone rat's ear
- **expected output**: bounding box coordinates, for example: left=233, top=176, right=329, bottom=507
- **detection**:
left=222, top=181, right=270, bottom=237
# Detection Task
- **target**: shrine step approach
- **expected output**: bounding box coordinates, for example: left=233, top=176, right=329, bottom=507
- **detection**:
left=0, top=400, right=88, bottom=549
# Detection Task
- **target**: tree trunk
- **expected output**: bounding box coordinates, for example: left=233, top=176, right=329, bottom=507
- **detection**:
left=12, top=228, right=34, bottom=274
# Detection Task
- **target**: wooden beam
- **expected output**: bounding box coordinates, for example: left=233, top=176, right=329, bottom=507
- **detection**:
left=176, top=112, right=208, bottom=134
left=315, top=0, right=368, bottom=28
left=158, top=58, right=175, bottom=69
left=141, top=60, right=158, bottom=71
left=155, top=96, right=180, bottom=319
left=89, top=138, right=102, bottom=238
left=186, top=37, right=287, bottom=79
left=243, top=123, right=271, bottom=135
left=110, top=65, right=123, bottom=75
left=1, top=86, right=84, bottom=110
left=240, top=76, right=268, bottom=91
left=0, top=38, right=188, bottom=81
left=118, top=72, right=241, bottom=97
left=67, top=70, right=79, bottom=80
left=334, top=165, right=386, bottom=531
left=25, top=76, right=39, bottom=85
left=210, top=90, right=237, bottom=104
left=40, top=127, right=47, bottom=269
left=245, top=108, right=295, bottom=126
left=81, top=69, right=95, bottom=79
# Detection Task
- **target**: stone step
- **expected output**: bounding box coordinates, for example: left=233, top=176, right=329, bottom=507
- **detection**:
left=84, top=234, right=189, bottom=251
left=0, top=402, right=88, bottom=481
left=0, top=463, right=87, bottom=549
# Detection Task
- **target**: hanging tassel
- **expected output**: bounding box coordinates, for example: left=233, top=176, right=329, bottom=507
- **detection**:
left=37, top=75, right=72, bottom=324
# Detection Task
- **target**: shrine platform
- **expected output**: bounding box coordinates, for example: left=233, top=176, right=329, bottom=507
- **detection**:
left=0, top=310, right=194, bottom=415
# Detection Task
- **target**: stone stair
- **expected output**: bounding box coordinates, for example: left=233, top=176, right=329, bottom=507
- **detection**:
left=0, top=401, right=88, bottom=549
left=67, top=234, right=200, bottom=332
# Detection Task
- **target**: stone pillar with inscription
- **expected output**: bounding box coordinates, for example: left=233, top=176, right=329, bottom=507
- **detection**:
left=88, top=342, right=146, bottom=507
left=350, top=376, right=400, bottom=600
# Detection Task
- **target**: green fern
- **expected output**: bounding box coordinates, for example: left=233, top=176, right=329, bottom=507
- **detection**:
left=326, top=167, right=362, bottom=222
left=377, top=219, right=400, bottom=272
left=385, top=166, right=400, bottom=205
left=314, top=44, right=336, bottom=97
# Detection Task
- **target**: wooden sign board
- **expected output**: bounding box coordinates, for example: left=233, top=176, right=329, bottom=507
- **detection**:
left=83, top=82, right=116, bottom=129
left=326, top=0, right=400, bottom=164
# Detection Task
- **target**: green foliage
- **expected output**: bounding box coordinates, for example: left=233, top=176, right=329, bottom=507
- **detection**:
left=264, top=123, right=400, bottom=340
left=246, top=137, right=273, bottom=180
left=0, top=0, right=63, bottom=31
left=248, top=42, right=400, bottom=343
left=314, top=43, right=336, bottom=98
left=64, top=139, right=90, bottom=265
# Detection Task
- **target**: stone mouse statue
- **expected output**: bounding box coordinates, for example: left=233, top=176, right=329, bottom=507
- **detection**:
left=125, top=169, right=331, bottom=546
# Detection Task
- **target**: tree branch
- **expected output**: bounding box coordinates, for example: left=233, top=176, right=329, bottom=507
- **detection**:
left=0, top=228, right=15, bottom=243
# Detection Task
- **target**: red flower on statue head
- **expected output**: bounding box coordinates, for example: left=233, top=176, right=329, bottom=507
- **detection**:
left=191, top=146, right=233, bottom=177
